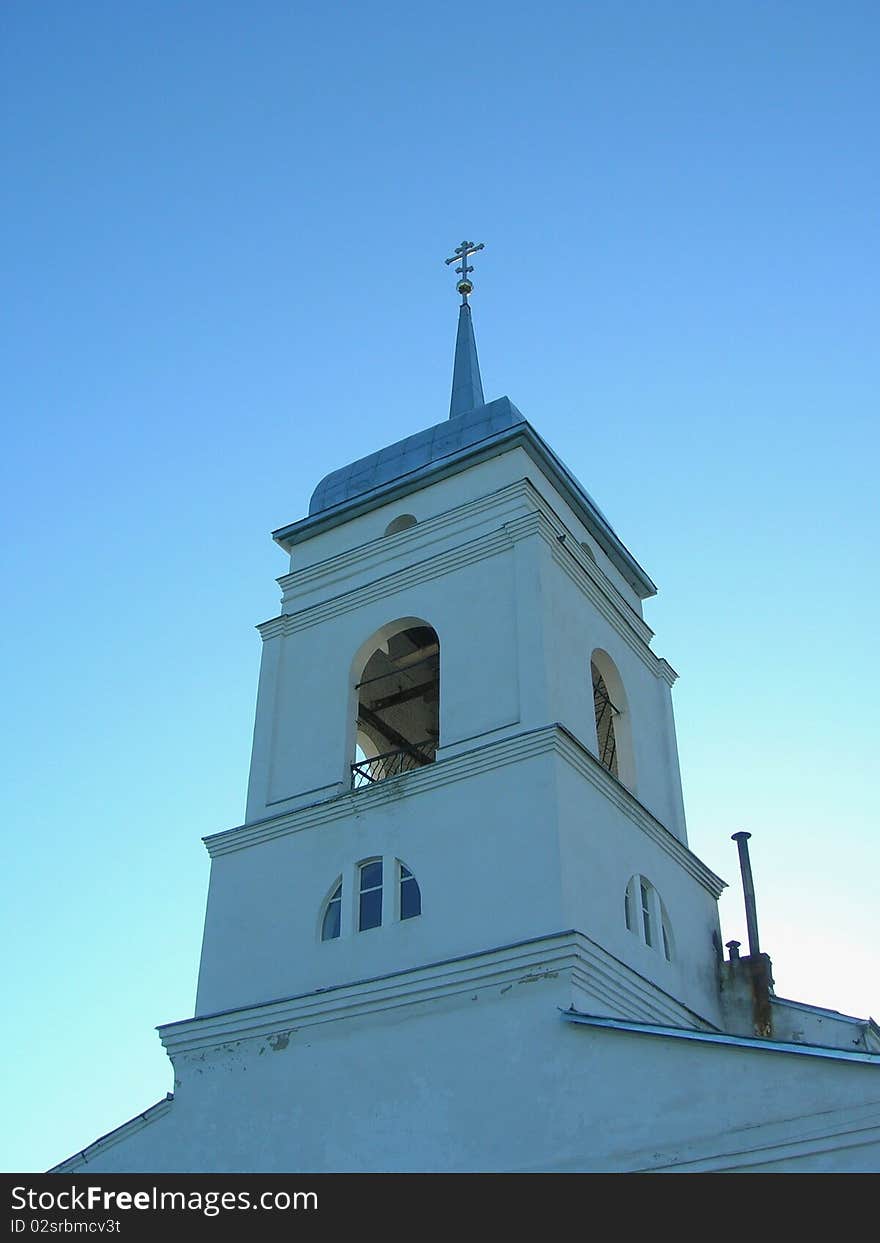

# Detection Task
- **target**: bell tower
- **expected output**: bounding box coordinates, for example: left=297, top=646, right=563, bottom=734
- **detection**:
left=54, top=243, right=880, bottom=1176
left=194, top=242, right=726, bottom=1031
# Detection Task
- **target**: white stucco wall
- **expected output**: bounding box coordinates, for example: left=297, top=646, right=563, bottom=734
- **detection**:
left=51, top=437, right=880, bottom=1178
left=286, top=445, right=644, bottom=617
left=53, top=976, right=880, bottom=1173
left=245, top=459, right=682, bottom=834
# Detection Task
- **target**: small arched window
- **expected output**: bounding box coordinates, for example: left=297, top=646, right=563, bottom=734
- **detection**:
left=320, top=860, right=422, bottom=942
left=625, top=875, right=672, bottom=962
left=321, top=879, right=342, bottom=942
left=400, top=862, right=421, bottom=920
left=384, top=514, right=417, bottom=537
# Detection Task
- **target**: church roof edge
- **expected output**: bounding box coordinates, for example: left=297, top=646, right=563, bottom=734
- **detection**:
left=273, top=400, right=657, bottom=598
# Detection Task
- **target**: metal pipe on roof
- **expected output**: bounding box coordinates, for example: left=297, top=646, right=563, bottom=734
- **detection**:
left=732, top=831, right=761, bottom=957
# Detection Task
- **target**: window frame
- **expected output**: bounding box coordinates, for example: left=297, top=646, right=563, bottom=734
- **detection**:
left=625, top=874, right=672, bottom=962
left=358, top=858, right=384, bottom=932
left=319, top=857, right=422, bottom=943
left=399, top=862, right=421, bottom=921
left=320, top=877, right=343, bottom=942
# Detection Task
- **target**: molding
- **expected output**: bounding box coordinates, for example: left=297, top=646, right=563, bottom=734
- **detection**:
left=278, top=477, right=655, bottom=650
left=259, top=478, right=671, bottom=681
left=49, top=1095, right=174, bottom=1174
left=513, top=487, right=655, bottom=647
left=278, top=478, right=531, bottom=602
left=206, top=724, right=557, bottom=855
left=553, top=725, right=721, bottom=892
left=158, top=931, right=715, bottom=1059
left=271, top=416, right=657, bottom=599
left=646, top=1118, right=880, bottom=1173
left=162, top=933, right=580, bottom=1056
left=562, top=1010, right=880, bottom=1066
left=568, top=937, right=717, bottom=1031
left=204, top=722, right=725, bottom=899
left=258, top=523, right=515, bottom=640
left=528, top=1093, right=880, bottom=1173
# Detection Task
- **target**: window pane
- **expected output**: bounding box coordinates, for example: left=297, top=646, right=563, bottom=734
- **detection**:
left=360, top=861, right=383, bottom=892
left=640, top=883, right=653, bottom=946
left=400, top=875, right=421, bottom=920
left=400, top=864, right=412, bottom=880
left=359, top=887, right=382, bottom=930
left=322, top=899, right=341, bottom=941
left=662, top=924, right=671, bottom=961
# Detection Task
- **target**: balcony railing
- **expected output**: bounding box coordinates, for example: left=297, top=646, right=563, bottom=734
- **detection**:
left=351, top=741, right=436, bottom=789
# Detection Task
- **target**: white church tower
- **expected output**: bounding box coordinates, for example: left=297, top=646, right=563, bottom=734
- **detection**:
left=54, top=244, right=880, bottom=1173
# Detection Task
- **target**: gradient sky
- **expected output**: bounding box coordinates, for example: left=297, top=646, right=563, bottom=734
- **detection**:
left=2, top=2, right=878, bottom=1173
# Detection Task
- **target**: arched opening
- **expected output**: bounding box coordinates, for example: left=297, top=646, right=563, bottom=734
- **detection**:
left=589, top=649, right=635, bottom=790
left=384, top=514, right=417, bottom=536
left=351, top=620, right=440, bottom=787
left=591, top=663, right=619, bottom=778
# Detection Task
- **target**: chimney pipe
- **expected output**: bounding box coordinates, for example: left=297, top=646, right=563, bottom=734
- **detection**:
left=732, top=831, right=761, bottom=957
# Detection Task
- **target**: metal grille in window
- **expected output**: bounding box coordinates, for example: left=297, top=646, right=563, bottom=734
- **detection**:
left=592, top=667, right=620, bottom=777
left=351, top=740, right=436, bottom=788
left=354, top=624, right=440, bottom=788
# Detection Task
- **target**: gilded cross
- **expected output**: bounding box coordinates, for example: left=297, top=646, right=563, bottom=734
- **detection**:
left=444, top=239, right=485, bottom=303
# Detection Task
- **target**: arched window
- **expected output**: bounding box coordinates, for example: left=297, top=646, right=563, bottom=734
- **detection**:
left=625, top=875, right=673, bottom=962
left=591, top=663, right=619, bottom=778
left=399, top=862, right=421, bottom=920
left=589, top=649, right=635, bottom=789
left=384, top=514, right=417, bottom=536
left=351, top=620, right=440, bottom=788
left=320, top=878, right=342, bottom=942
left=320, top=859, right=422, bottom=941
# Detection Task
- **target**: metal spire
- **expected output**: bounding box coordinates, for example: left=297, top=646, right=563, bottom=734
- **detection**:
left=444, top=240, right=486, bottom=419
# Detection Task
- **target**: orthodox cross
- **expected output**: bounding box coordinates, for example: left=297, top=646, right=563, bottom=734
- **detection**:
left=444, top=239, right=485, bottom=303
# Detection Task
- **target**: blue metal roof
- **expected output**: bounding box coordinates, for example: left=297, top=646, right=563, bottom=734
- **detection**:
left=308, top=397, right=525, bottom=516
left=273, top=396, right=656, bottom=599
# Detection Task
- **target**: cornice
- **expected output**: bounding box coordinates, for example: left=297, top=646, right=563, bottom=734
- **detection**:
left=554, top=724, right=725, bottom=895
left=204, top=722, right=726, bottom=899
left=158, top=930, right=715, bottom=1059
left=161, top=932, right=580, bottom=1056
left=644, top=1111, right=880, bottom=1173
left=258, top=523, right=515, bottom=640
left=277, top=478, right=533, bottom=602
left=258, top=479, right=667, bottom=680
left=206, top=724, right=556, bottom=855
left=271, top=415, right=657, bottom=599
left=568, top=935, right=718, bottom=1031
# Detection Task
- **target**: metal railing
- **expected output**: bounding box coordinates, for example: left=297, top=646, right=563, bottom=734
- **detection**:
left=351, top=741, right=436, bottom=789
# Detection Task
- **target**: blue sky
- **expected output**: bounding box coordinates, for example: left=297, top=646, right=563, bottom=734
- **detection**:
left=2, top=1, right=878, bottom=1172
